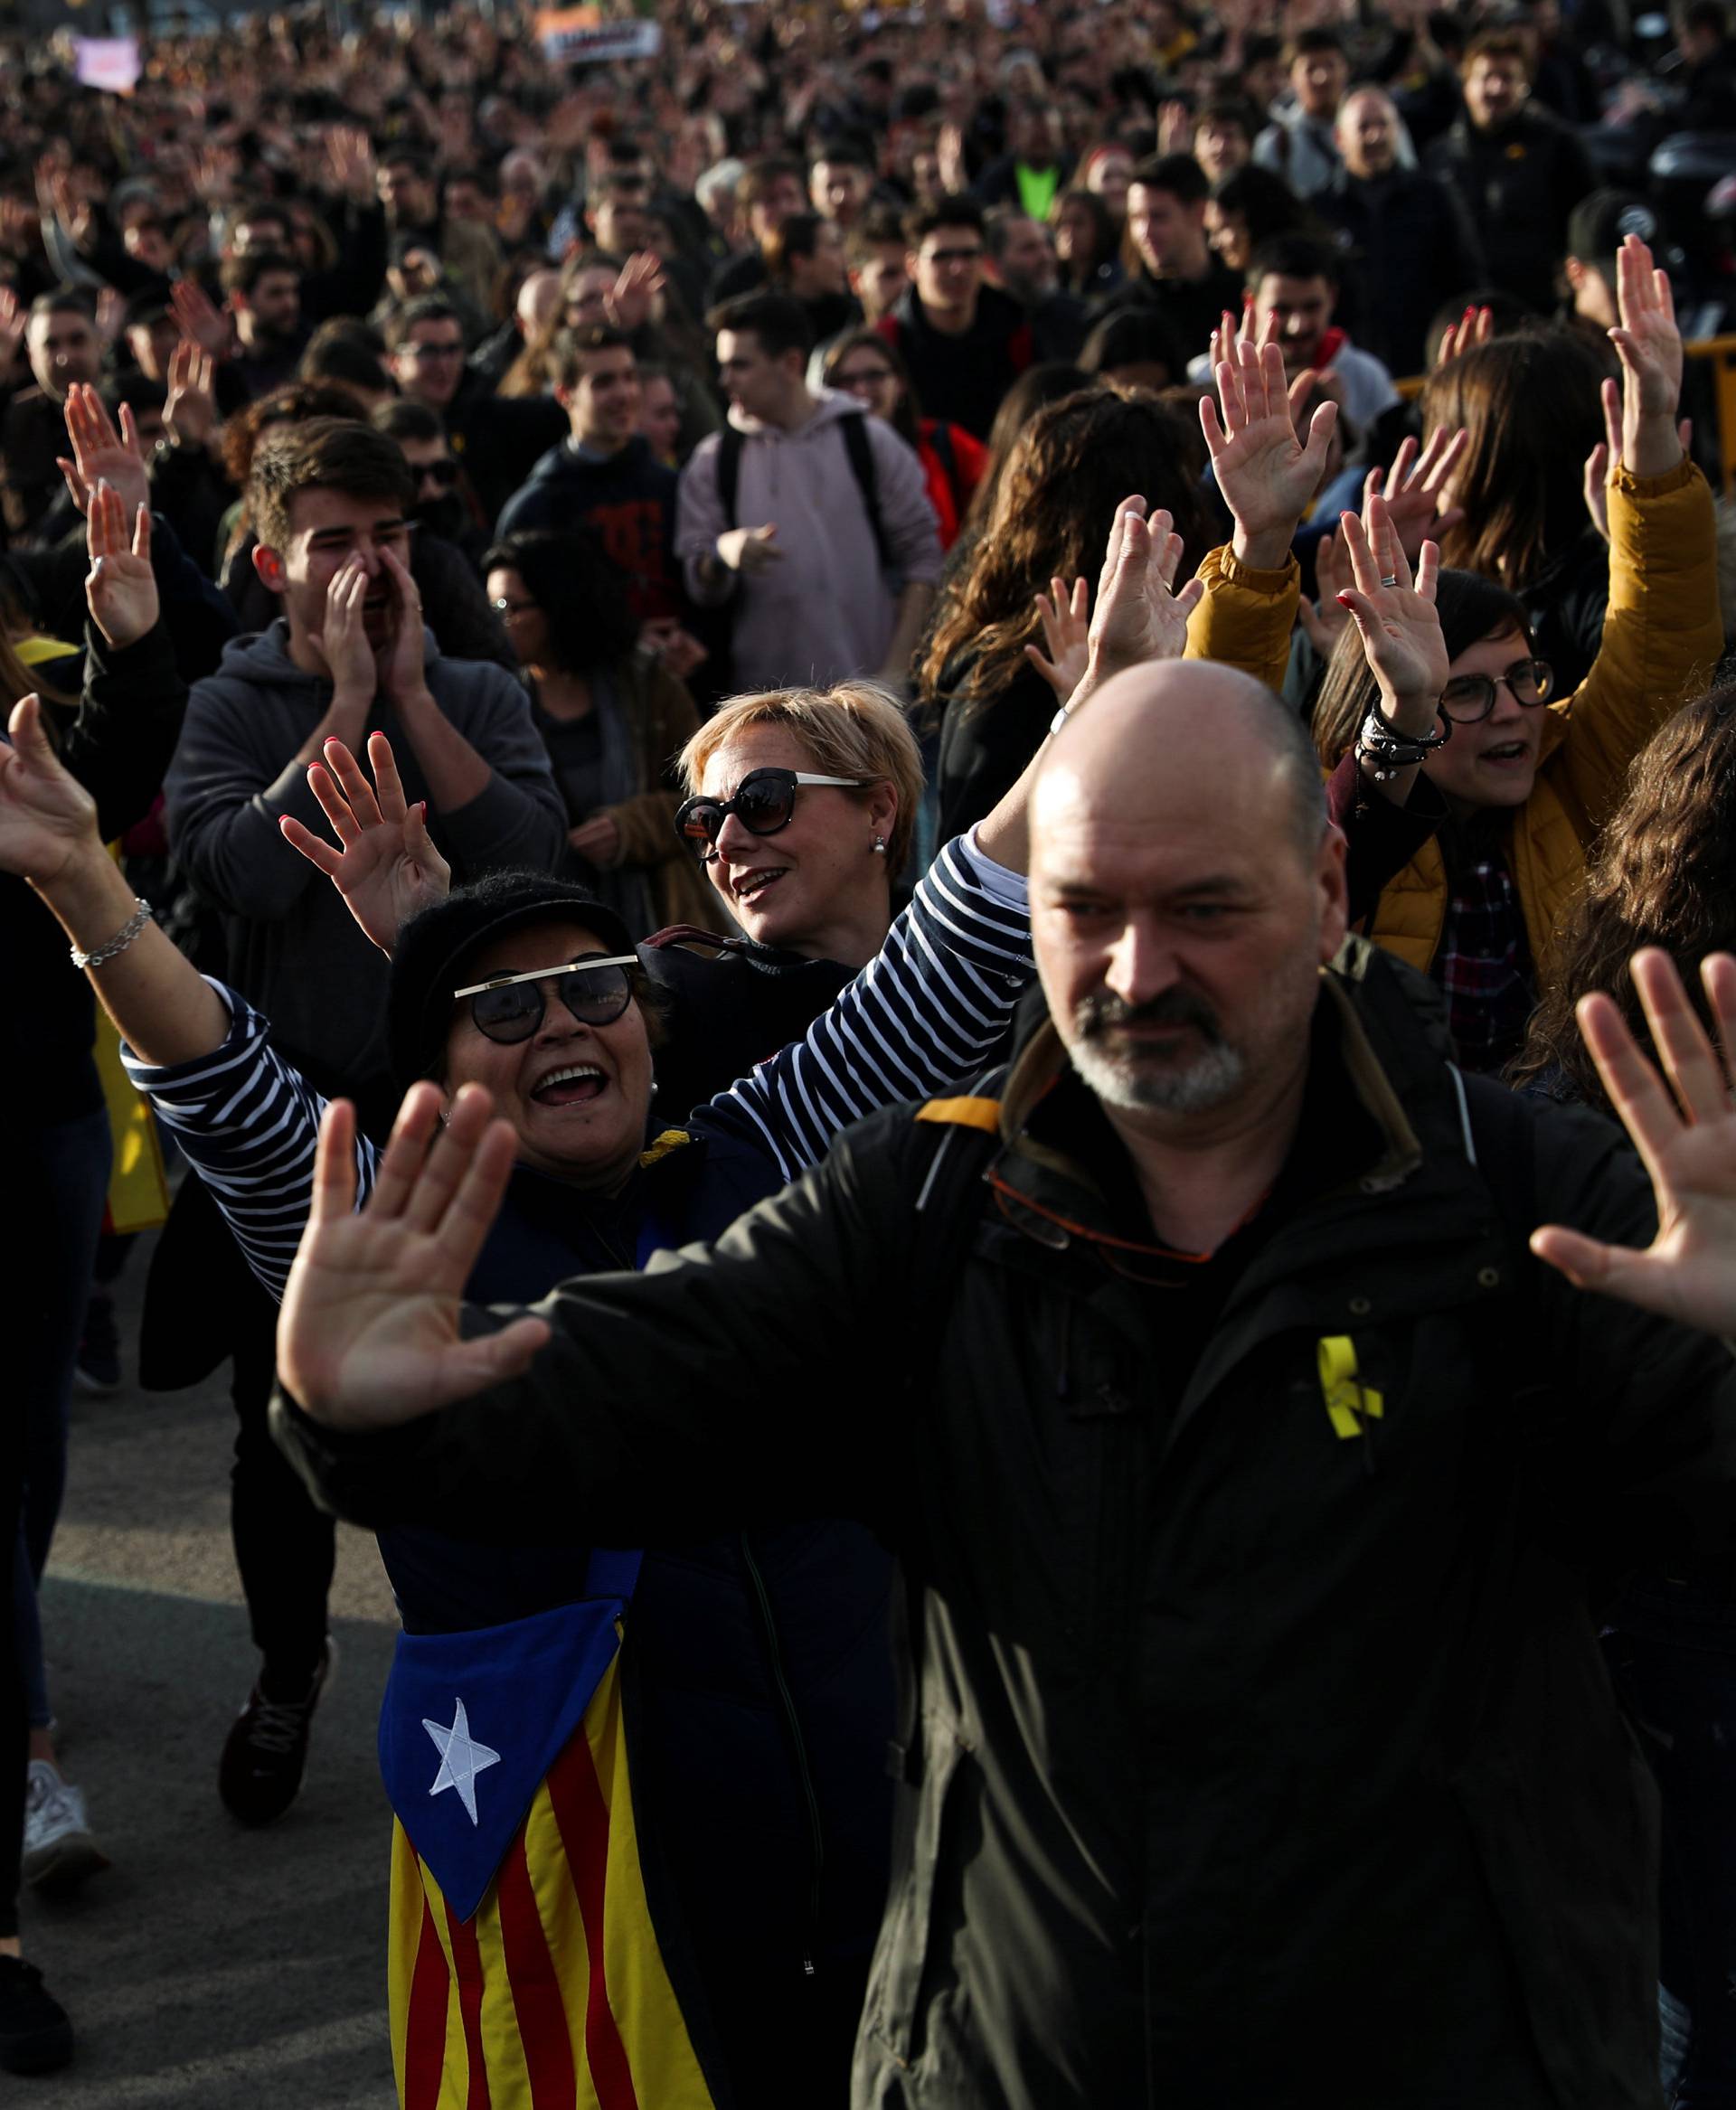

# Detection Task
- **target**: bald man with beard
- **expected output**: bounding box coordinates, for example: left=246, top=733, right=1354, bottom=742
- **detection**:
left=274, top=656, right=1736, bottom=2107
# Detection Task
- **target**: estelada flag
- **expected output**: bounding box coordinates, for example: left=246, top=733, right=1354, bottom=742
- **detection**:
left=380, top=1559, right=715, bottom=2109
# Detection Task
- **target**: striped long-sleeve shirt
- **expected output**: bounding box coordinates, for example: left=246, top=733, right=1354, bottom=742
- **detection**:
left=124, top=832, right=1033, bottom=1301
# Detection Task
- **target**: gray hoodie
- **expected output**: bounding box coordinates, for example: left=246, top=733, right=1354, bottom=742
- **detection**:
left=165, top=620, right=565, bottom=1092
left=675, top=389, right=942, bottom=692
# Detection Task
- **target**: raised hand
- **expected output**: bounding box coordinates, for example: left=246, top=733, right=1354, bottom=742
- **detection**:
left=1024, top=575, right=1090, bottom=703
left=84, top=481, right=158, bottom=648
left=1434, top=303, right=1493, bottom=367
left=1361, top=425, right=1467, bottom=563
left=1531, top=950, right=1736, bottom=1337
left=1083, top=497, right=1204, bottom=684
left=1583, top=374, right=1692, bottom=542
left=0, top=692, right=101, bottom=883
left=279, top=730, right=452, bottom=953
left=1296, top=523, right=1352, bottom=659
left=170, top=276, right=231, bottom=361
left=58, top=382, right=149, bottom=519
left=375, top=545, right=429, bottom=703
left=278, top=1086, right=550, bottom=1431
left=605, top=250, right=665, bottom=333
left=0, top=284, right=25, bottom=375
left=1200, top=339, right=1337, bottom=570
left=164, top=338, right=218, bottom=449
left=1334, top=495, right=1447, bottom=714
left=1608, top=232, right=1684, bottom=476
left=324, top=124, right=377, bottom=203
left=304, top=554, right=376, bottom=702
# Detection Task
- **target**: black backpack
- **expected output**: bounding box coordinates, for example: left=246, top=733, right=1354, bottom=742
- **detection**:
left=714, top=408, right=893, bottom=573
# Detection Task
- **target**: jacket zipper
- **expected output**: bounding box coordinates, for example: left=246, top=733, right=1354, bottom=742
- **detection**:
left=740, top=1534, right=825, bottom=1978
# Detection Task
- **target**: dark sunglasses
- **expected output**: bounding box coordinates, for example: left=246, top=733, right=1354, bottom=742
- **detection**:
left=453, top=956, right=637, bottom=1043
left=417, top=459, right=460, bottom=488
left=673, top=768, right=869, bottom=863
left=1439, top=657, right=1553, bottom=724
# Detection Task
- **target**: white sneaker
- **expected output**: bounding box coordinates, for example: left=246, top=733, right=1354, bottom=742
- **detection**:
left=23, top=1762, right=109, bottom=1894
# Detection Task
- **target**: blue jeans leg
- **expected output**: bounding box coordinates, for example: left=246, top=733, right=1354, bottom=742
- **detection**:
left=12, top=1106, right=112, bottom=1731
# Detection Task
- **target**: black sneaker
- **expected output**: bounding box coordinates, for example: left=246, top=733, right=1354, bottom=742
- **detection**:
left=218, top=1638, right=336, bottom=1826
left=73, top=1293, right=121, bottom=1395
left=0, top=1957, right=73, bottom=2075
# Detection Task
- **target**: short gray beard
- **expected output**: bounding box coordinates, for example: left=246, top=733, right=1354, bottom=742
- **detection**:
left=1071, top=1032, right=1248, bottom=1115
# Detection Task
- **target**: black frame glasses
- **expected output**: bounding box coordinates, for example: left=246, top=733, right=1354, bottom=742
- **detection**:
left=1438, top=658, right=1554, bottom=724
left=673, top=768, right=869, bottom=864
left=453, top=956, right=637, bottom=1043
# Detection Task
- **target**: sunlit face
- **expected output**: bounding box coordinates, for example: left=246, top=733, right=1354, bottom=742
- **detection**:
left=1203, top=201, right=1250, bottom=271
left=26, top=307, right=99, bottom=399
left=1083, top=146, right=1134, bottom=218
left=487, top=563, right=552, bottom=668
left=1033, top=740, right=1345, bottom=1120
left=1464, top=55, right=1530, bottom=128
left=564, top=265, right=617, bottom=329
left=1126, top=183, right=1203, bottom=277
left=695, top=723, right=895, bottom=955
left=442, top=918, right=653, bottom=1186
left=715, top=328, right=796, bottom=423
left=747, top=172, right=806, bottom=243
left=638, top=373, right=682, bottom=458
left=264, top=489, right=411, bottom=655
left=1252, top=271, right=1335, bottom=372
left=1337, top=90, right=1399, bottom=177
left=243, top=268, right=301, bottom=341
left=593, top=197, right=648, bottom=255
left=1194, top=118, right=1250, bottom=184
left=1054, top=195, right=1098, bottom=267
left=392, top=316, right=467, bottom=408
left=830, top=345, right=901, bottom=424
left=850, top=241, right=909, bottom=320
left=1292, top=47, right=1349, bottom=118
left=126, top=315, right=180, bottom=382
left=996, top=216, right=1057, bottom=297
left=811, top=159, right=871, bottom=226
left=379, top=160, right=435, bottom=223
left=910, top=221, right=984, bottom=313
left=561, top=345, right=641, bottom=448
left=792, top=221, right=849, bottom=298
left=1421, top=626, right=1546, bottom=813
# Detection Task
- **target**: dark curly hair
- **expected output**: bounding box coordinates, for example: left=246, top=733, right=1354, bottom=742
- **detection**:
left=1509, top=677, right=1736, bottom=1107
left=481, top=527, right=641, bottom=674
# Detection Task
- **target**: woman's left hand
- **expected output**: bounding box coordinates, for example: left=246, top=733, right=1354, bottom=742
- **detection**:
left=1024, top=575, right=1090, bottom=703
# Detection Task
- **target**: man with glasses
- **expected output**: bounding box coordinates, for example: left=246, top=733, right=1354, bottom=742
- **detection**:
left=162, top=418, right=563, bottom=1828
left=387, top=297, right=563, bottom=528
left=873, top=194, right=1034, bottom=439
left=495, top=325, right=684, bottom=625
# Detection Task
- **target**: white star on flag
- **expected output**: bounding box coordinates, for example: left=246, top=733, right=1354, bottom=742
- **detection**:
left=423, top=1699, right=501, bottom=1825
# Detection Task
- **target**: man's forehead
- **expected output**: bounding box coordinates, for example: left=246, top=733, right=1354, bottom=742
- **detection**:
left=291, top=490, right=407, bottom=540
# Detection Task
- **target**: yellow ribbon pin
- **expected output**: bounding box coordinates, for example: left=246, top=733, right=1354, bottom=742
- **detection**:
left=1317, top=1335, right=1383, bottom=1440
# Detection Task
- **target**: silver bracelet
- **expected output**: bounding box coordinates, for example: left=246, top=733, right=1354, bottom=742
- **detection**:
left=71, top=897, right=154, bottom=971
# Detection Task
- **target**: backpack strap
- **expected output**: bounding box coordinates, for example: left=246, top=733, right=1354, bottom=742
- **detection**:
left=715, top=425, right=744, bottom=532
left=838, top=407, right=893, bottom=572
left=926, top=418, right=962, bottom=514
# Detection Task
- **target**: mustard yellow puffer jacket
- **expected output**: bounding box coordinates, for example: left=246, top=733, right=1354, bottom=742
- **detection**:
left=1190, top=459, right=1724, bottom=983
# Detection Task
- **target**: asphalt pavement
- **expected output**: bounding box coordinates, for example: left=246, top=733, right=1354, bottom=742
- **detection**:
left=17, top=1226, right=403, bottom=2107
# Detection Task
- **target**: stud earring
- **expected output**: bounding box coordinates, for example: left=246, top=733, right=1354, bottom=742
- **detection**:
left=872, top=835, right=888, bottom=856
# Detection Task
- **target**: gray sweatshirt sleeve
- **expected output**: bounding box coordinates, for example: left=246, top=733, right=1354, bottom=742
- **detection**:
left=431, top=663, right=568, bottom=878
left=164, top=683, right=331, bottom=921
left=675, top=438, right=735, bottom=608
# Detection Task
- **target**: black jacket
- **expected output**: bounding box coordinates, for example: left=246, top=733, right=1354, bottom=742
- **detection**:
left=442, top=372, right=569, bottom=527
left=1316, top=166, right=1486, bottom=375
left=1426, top=109, right=1598, bottom=305
left=278, top=939, right=1735, bottom=2105
left=931, top=647, right=1053, bottom=843
left=495, top=433, right=683, bottom=624
left=877, top=285, right=1033, bottom=441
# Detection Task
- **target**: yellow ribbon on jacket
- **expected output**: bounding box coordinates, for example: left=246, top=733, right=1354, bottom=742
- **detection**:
left=1317, top=1335, right=1383, bottom=1441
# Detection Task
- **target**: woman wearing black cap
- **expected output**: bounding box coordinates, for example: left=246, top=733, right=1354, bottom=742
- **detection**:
left=0, top=678, right=1052, bottom=2106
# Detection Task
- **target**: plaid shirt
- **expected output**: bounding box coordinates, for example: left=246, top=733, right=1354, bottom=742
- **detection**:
left=1430, top=836, right=1536, bottom=1074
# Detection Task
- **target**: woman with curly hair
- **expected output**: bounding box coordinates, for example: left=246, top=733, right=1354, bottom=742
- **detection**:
left=920, top=383, right=1203, bottom=837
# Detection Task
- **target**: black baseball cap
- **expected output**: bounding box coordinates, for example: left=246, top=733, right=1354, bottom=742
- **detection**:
left=387, top=871, right=638, bottom=1087
left=1566, top=190, right=1659, bottom=266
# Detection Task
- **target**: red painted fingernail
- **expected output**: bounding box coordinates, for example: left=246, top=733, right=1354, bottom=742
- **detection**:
left=1335, top=593, right=1354, bottom=608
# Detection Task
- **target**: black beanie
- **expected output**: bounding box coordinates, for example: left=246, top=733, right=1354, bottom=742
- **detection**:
left=386, top=871, right=637, bottom=1088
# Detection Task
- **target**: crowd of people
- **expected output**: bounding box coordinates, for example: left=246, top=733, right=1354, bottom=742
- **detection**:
left=0, top=0, right=1734, bottom=2098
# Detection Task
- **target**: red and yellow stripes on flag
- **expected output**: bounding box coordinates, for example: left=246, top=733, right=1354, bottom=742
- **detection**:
left=388, top=1655, right=714, bottom=2110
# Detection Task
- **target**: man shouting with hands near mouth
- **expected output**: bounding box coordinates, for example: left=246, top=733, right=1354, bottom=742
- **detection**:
left=162, top=414, right=563, bottom=1828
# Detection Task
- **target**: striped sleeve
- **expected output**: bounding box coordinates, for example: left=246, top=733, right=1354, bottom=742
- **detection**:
left=693, top=834, right=1033, bottom=1184
left=120, top=980, right=379, bottom=1303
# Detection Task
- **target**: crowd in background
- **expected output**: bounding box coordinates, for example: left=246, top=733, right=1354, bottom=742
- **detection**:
left=0, top=0, right=1733, bottom=2096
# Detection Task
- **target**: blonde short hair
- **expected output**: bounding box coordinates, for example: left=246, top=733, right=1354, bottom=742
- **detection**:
left=677, top=682, right=925, bottom=872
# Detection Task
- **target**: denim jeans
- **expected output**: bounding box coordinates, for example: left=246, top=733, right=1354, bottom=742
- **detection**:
left=1607, top=1578, right=1736, bottom=2106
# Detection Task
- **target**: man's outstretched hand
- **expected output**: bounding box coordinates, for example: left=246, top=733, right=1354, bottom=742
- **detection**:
left=280, top=730, right=451, bottom=955
left=1532, top=949, right=1736, bottom=1338
left=278, top=1084, right=549, bottom=1430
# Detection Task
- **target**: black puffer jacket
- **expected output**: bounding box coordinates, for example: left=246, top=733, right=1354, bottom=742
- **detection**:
left=278, top=939, right=1736, bottom=2108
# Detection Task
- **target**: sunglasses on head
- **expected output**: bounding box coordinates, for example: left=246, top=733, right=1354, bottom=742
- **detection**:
left=673, top=768, right=870, bottom=863
left=1439, top=657, right=1553, bottom=723
left=453, top=955, right=637, bottom=1043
